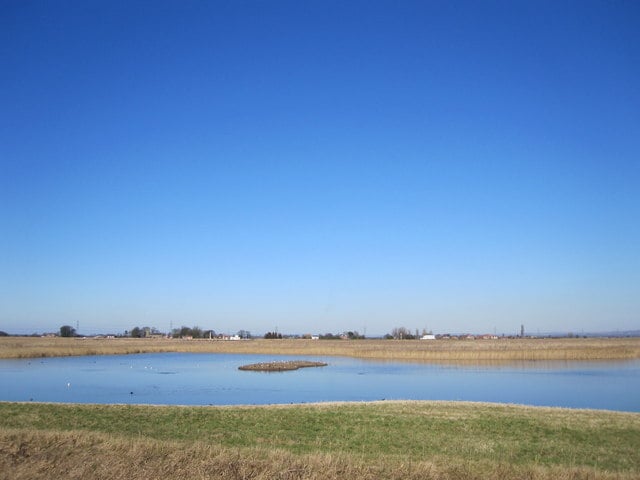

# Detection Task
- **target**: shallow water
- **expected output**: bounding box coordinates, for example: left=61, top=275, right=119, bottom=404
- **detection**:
left=1, top=353, right=638, bottom=411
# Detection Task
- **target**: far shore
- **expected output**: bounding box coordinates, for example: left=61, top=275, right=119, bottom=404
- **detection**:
left=1, top=336, right=639, bottom=363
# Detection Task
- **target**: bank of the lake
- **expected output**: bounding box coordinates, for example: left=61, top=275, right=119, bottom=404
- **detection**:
left=1, top=336, right=639, bottom=362
left=1, top=401, right=638, bottom=480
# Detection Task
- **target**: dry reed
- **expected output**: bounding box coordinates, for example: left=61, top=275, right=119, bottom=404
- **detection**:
left=1, top=336, right=639, bottom=362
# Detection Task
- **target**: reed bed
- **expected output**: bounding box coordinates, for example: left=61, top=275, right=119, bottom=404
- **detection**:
left=1, top=336, right=639, bottom=362
left=1, top=401, right=639, bottom=480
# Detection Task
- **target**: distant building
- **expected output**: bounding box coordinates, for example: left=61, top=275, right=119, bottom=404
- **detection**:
left=420, top=334, right=436, bottom=340
left=479, top=334, right=499, bottom=340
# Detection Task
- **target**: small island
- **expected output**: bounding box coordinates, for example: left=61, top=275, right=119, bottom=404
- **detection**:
left=238, top=360, right=327, bottom=372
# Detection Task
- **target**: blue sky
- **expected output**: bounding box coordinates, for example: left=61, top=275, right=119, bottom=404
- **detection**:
left=1, top=1, right=639, bottom=336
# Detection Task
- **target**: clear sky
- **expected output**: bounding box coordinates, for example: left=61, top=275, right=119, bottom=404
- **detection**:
left=1, top=1, right=639, bottom=336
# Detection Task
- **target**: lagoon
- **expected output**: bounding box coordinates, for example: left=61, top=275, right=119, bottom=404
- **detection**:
left=1, top=353, right=638, bottom=412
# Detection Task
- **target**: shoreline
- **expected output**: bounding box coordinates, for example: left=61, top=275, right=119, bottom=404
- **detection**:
left=3, top=398, right=639, bottom=415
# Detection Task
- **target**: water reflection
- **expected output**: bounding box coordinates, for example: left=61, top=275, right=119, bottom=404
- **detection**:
left=0, top=353, right=638, bottom=412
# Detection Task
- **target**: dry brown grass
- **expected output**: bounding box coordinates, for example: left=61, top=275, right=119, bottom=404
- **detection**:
left=1, top=336, right=639, bottom=362
left=1, top=427, right=634, bottom=480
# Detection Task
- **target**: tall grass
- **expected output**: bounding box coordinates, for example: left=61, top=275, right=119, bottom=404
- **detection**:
left=1, top=336, right=639, bottom=362
left=1, top=401, right=639, bottom=479
left=2, top=429, right=633, bottom=480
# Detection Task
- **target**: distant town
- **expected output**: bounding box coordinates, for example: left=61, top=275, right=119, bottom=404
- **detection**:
left=1, top=324, right=638, bottom=340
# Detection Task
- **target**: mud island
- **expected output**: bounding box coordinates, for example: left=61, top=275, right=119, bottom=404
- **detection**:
left=238, top=360, right=327, bottom=371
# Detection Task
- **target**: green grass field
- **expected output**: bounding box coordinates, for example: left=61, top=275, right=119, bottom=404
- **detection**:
left=1, top=401, right=639, bottom=479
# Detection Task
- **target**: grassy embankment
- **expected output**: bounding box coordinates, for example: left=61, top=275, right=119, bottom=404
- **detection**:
left=1, top=401, right=639, bottom=480
left=1, top=336, right=639, bottom=362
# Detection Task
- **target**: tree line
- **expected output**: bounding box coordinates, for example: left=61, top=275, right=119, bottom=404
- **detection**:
left=385, top=327, right=432, bottom=340
left=53, top=325, right=429, bottom=340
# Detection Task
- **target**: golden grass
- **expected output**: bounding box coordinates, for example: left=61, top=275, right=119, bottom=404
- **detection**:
left=1, top=336, right=639, bottom=362
left=3, top=428, right=633, bottom=480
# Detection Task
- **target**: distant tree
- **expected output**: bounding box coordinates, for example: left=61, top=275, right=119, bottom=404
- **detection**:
left=319, top=333, right=338, bottom=340
left=0, top=331, right=8, bottom=337
left=346, top=331, right=364, bottom=340
left=264, top=331, right=282, bottom=339
left=130, top=326, right=142, bottom=338
left=237, top=330, right=251, bottom=339
left=172, top=325, right=207, bottom=338
left=59, top=325, right=76, bottom=337
left=390, top=327, right=415, bottom=340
